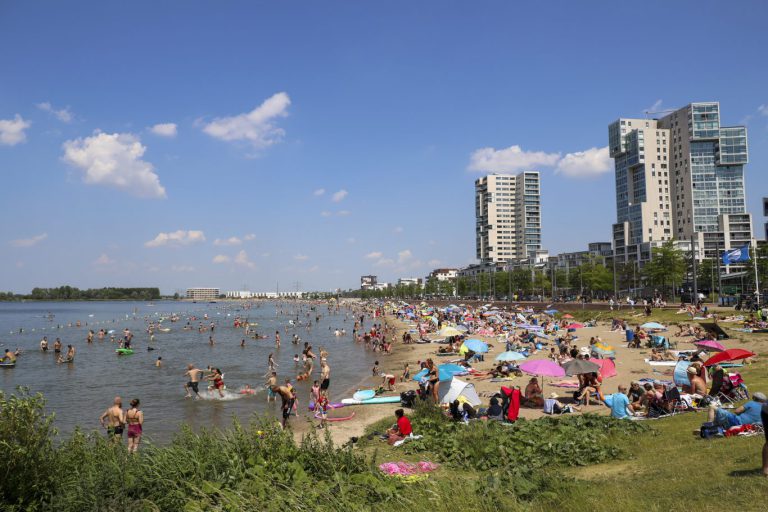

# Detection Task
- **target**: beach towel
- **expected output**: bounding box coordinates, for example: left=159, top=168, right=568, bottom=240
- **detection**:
left=644, top=359, right=677, bottom=366
left=549, top=380, right=580, bottom=388
left=501, top=386, right=521, bottom=422
left=379, top=461, right=439, bottom=476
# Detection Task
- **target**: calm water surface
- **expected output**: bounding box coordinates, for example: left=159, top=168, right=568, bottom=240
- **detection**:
left=0, top=300, right=377, bottom=443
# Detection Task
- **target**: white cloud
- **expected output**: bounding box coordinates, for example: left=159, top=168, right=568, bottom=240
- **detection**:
left=427, top=259, right=441, bottom=266
left=365, top=251, right=383, bottom=259
left=374, top=258, right=395, bottom=267
left=555, top=146, right=612, bottom=178
left=243, top=233, right=256, bottom=241
left=212, top=254, right=230, bottom=264
left=468, top=145, right=560, bottom=173
left=145, top=230, right=206, bottom=247
left=759, top=104, right=768, bottom=117
left=149, top=123, right=178, bottom=137
left=0, top=115, right=31, bottom=146
left=313, top=188, right=325, bottom=196
left=36, top=102, right=73, bottom=123
left=294, top=254, right=309, bottom=261
left=331, top=189, right=348, bottom=202
left=213, top=236, right=242, bottom=246
left=62, top=132, right=166, bottom=198
left=320, top=211, right=332, bottom=217
left=10, top=233, right=48, bottom=248
left=201, top=92, right=290, bottom=149
left=171, top=265, right=195, bottom=272
left=337, top=210, right=351, bottom=216
left=397, top=249, right=412, bottom=264
left=392, top=226, right=404, bottom=234
left=93, top=253, right=114, bottom=265
left=234, top=250, right=256, bottom=268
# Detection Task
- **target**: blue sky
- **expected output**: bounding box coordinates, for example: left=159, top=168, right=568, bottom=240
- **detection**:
left=1, top=0, right=767, bottom=294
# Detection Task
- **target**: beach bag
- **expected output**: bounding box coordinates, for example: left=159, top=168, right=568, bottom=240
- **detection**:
left=700, top=422, right=723, bottom=439
left=400, top=390, right=417, bottom=408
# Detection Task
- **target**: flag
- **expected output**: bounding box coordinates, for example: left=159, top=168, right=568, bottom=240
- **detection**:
left=722, top=243, right=751, bottom=265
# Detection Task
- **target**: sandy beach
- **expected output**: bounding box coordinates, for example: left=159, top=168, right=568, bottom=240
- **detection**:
left=293, top=304, right=763, bottom=445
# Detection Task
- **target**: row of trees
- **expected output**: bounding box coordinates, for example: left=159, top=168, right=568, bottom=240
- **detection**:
left=0, top=287, right=161, bottom=301
left=344, top=241, right=768, bottom=302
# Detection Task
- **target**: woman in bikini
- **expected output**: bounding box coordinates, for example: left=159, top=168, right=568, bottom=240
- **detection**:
left=126, top=398, right=144, bottom=453
left=207, top=368, right=225, bottom=398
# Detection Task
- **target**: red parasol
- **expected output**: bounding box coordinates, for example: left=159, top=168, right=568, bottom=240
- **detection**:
left=702, top=348, right=756, bottom=367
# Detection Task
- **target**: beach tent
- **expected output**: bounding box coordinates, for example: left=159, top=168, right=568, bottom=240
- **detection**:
left=439, top=377, right=482, bottom=406
left=673, top=360, right=692, bottom=387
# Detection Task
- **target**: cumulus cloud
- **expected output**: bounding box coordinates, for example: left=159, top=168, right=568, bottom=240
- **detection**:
left=0, top=115, right=31, bottom=146
left=62, top=132, right=166, bottom=198
left=294, top=254, right=309, bottom=261
left=10, top=233, right=48, bottom=247
left=212, top=254, right=230, bottom=264
left=171, top=265, right=195, bottom=272
left=365, top=251, right=383, bottom=259
left=759, top=104, right=768, bottom=117
left=93, top=253, right=114, bottom=265
left=145, top=230, right=206, bottom=247
left=397, top=249, right=412, bottom=264
left=201, top=92, right=290, bottom=149
left=36, top=102, right=73, bottom=123
left=243, top=233, right=256, bottom=241
left=555, top=146, right=612, bottom=178
left=320, top=211, right=332, bottom=217
left=374, top=258, right=395, bottom=267
left=331, top=189, right=348, bottom=202
left=468, top=145, right=560, bottom=173
left=234, top=250, right=256, bottom=268
left=214, top=236, right=242, bottom=246
left=150, top=123, right=178, bottom=137
left=313, top=188, right=325, bottom=196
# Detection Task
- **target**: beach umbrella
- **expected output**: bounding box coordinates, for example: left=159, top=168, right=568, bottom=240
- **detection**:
left=562, top=314, right=574, bottom=319
left=588, top=358, right=617, bottom=379
left=496, top=351, right=526, bottom=362
left=590, top=345, right=615, bottom=358
left=455, top=325, right=469, bottom=332
left=519, top=360, right=565, bottom=378
left=462, top=339, right=489, bottom=353
left=438, top=326, right=463, bottom=337
left=562, top=359, right=601, bottom=376
left=412, top=363, right=468, bottom=382
left=703, top=348, right=756, bottom=367
left=694, top=340, right=726, bottom=352
left=640, top=322, right=666, bottom=330
left=566, top=323, right=584, bottom=329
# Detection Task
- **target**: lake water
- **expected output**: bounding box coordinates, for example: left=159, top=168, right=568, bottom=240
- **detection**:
left=0, top=300, right=378, bottom=443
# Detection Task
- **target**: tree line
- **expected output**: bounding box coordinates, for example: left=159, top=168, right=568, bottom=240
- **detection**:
left=0, top=286, right=161, bottom=301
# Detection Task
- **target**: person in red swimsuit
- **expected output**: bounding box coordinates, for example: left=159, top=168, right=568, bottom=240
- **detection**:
left=207, top=368, right=225, bottom=398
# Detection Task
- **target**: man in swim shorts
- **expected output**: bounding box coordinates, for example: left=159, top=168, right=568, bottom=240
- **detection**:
left=265, top=371, right=277, bottom=402
left=184, top=364, right=203, bottom=399
left=272, top=385, right=295, bottom=428
left=99, top=396, right=125, bottom=441
left=320, top=360, right=331, bottom=392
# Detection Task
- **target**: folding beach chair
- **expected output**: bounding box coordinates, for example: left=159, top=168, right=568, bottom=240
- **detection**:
left=717, top=373, right=749, bottom=405
left=662, top=385, right=690, bottom=415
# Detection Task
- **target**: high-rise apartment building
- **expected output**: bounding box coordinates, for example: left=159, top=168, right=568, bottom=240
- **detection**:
left=475, top=172, right=541, bottom=263
left=608, top=102, right=753, bottom=263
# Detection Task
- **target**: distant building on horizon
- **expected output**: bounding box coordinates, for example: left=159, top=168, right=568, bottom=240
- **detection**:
left=475, top=172, right=542, bottom=264
left=426, top=268, right=458, bottom=282
left=608, top=102, right=753, bottom=264
left=397, top=277, right=423, bottom=287
left=186, top=287, right=220, bottom=301
left=360, top=275, right=377, bottom=290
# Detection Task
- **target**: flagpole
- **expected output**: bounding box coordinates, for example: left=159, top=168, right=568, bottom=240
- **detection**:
left=753, top=241, right=760, bottom=308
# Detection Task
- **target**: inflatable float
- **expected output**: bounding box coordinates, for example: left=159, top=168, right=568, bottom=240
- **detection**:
left=314, top=410, right=355, bottom=422
left=341, top=396, right=401, bottom=405
left=116, top=348, right=134, bottom=355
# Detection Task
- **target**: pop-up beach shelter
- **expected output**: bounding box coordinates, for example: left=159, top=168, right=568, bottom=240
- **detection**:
left=439, top=377, right=482, bottom=406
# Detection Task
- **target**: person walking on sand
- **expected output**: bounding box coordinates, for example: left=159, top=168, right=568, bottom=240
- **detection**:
left=184, top=364, right=203, bottom=399
left=126, top=398, right=144, bottom=453
left=99, top=396, right=125, bottom=441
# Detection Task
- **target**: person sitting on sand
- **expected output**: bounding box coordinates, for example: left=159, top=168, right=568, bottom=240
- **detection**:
left=577, top=372, right=603, bottom=406
left=523, top=377, right=544, bottom=408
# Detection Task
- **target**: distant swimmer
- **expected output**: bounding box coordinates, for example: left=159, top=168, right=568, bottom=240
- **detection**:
left=53, top=338, right=62, bottom=355
left=155, top=356, right=162, bottom=367
left=275, top=331, right=281, bottom=348
left=184, top=364, right=203, bottom=399
left=2, top=349, right=16, bottom=364
left=99, top=396, right=125, bottom=441
left=40, top=336, right=49, bottom=352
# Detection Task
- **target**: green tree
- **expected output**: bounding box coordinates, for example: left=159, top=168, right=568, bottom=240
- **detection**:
left=642, top=240, right=686, bottom=302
